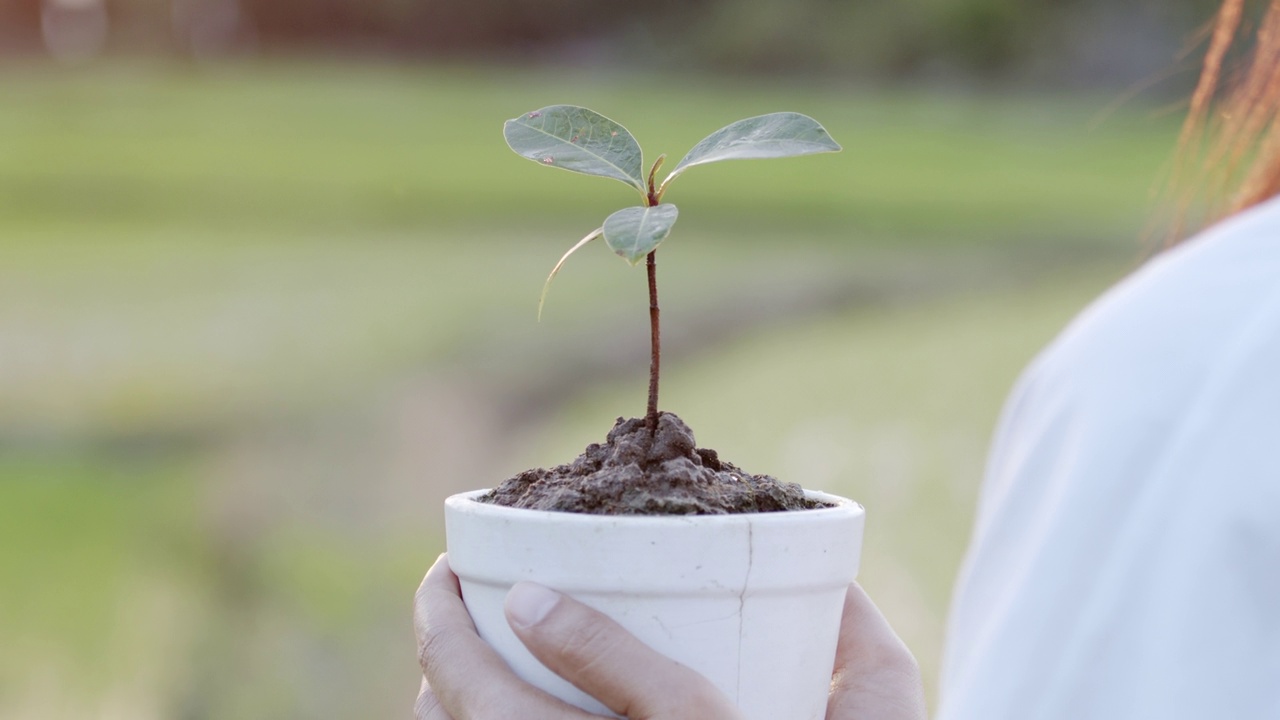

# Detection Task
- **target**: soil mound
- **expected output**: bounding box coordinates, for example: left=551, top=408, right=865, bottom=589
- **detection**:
left=478, top=412, right=822, bottom=515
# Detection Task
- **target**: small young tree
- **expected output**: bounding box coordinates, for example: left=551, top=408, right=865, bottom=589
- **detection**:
left=504, top=106, right=840, bottom=433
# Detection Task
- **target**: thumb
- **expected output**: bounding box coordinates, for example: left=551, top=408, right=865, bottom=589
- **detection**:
left=504, top=582, right=741, bottom=720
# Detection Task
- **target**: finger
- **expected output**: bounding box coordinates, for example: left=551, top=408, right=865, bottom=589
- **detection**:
left=415, top=676, right=451, bottom=720
left=827, top=583, right=926, bottom=720
left=505, top=582, right=741, bottom=719
left=414, top=555, right=601, bottom=719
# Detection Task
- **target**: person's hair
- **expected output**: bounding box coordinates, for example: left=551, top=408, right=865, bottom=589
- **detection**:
left=1172, top=0, right=1280, bottom=242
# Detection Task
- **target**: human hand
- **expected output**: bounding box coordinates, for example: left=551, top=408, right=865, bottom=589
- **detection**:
left=413, top=553, right=740, bottom=719
left=414, top=554, right=925, bottom=720
left=826, top=579, right=928, bottom=719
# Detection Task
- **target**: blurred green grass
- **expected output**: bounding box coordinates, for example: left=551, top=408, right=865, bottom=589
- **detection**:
left=0, top=60, right=1173, bottom=716
left=0, top=62, right=1175, bottom=438
left=0, top=453, right=199, bottom=704
left=1, top=61, right=1175, bottom=240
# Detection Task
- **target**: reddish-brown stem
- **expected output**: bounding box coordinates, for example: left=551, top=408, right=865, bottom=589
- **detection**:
left=645, top=249, right=660, bottom=433
left=643, top=167, right=663, bottom=433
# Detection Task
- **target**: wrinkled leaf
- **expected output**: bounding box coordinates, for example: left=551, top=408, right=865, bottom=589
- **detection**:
left=504, top=106, right=646, bottom=192
left=661, top=112, right=840, bottom=193
left=539, top=227, right=603, bottom=320
left=603, top=204, right=679, bottom=265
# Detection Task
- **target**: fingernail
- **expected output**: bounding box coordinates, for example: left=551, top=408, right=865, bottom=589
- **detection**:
left=506, top=582, right=561, bottom=628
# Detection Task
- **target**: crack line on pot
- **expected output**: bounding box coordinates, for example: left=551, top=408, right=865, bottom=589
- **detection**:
left=652, top=614, right=675, bottom=640
left=735, top=522, right=754, bottom=704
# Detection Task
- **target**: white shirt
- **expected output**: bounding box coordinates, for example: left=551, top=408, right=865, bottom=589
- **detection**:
left=938, top=196, right=1280, bottom=718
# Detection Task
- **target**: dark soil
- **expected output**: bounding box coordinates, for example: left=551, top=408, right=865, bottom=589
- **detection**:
left=478, top=412, right=824, bottom=515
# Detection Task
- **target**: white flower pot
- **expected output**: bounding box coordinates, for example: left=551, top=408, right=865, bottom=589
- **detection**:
left=444, top=488, right=865, bottom=720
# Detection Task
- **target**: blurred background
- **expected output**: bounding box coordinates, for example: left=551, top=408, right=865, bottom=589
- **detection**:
left=0, top=0, right=1219, bottom=716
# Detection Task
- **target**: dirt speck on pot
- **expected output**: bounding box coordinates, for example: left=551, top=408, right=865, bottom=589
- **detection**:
left=479, top=412, right=823, bottom=515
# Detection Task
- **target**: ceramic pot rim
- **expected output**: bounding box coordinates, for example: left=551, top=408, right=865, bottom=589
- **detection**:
left=444, top=488, right=864, bottom=527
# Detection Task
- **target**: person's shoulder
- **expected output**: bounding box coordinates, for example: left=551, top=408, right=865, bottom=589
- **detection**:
left=943, top=197, right=1280, bottom=720
left=1029, top=195, right=1280, bottom=409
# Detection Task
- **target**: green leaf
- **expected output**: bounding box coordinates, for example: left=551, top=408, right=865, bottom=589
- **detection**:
left=539, top=227, right=603, bottom=320
left=603, top=204, right=679, bottom=265
left=660, top=112, right=840, bottom=194
left=504, top=106, right=646, bottom=192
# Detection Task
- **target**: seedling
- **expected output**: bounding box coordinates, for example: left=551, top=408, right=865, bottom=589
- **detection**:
left=504, top=106, right=841, bottom=434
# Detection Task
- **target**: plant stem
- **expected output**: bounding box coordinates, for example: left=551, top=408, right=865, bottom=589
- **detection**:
left=645, top=249, right=660, bottom=433
left=643, top=169, right=662, bottom=434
